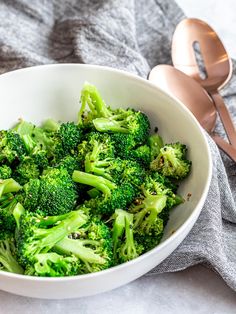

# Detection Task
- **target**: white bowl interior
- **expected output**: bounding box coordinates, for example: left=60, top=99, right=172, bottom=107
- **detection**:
left=0, top=64, right=211, bottom=299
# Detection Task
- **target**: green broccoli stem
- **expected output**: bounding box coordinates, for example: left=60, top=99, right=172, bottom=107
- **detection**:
left=41, top=119, right=60, bottom=132
left=0, top=179, right=22, bottom=198
left=112, top=209, right=126, bottom=257
left=148, top=134, right=164, bottom=160
left=34, top=210, right=88, bottom=250
left=120, top=212, right=137, bottom=260
left=21, top=134, right=36, bottom=153
left=112, top=209, right=137, bottom=261
left=72, top=170, right=116, bottom=196
left=93, top=118, right=130, bottom=133
left=0, top=240, right=24, bottom=274
left=54, top=237, right=105, bottom=265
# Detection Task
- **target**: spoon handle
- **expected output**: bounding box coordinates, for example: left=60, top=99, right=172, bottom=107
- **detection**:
left=211, top=133, right=236, bottom=162
left=211, top=92, right=236, bottom=148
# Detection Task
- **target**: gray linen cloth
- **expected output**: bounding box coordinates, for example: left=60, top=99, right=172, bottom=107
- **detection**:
left=1, top=0, right=236, bottom=291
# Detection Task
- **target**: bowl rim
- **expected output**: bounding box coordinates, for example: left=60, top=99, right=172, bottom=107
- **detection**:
left=0, top=63, right=212, bottom=282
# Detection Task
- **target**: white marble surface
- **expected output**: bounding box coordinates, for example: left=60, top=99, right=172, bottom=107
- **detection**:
left=1, top=1, right=236, bottom=313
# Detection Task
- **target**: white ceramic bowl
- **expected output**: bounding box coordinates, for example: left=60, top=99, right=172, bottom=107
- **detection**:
left=0, top=64, right=212, bottom=299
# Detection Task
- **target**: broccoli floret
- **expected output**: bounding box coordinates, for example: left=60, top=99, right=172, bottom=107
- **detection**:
left=0, top=235, right=24, bottom=274
left=54, top=155, right=83, bottom=175
left=84, top=134, right=145, bottom=186
left=0, top=130, right=27, bottom=163
left=126, top=144, right=151, bottom=168
left=50, top=122, right=83, bottom=162
left=111, top=133, right=137, bottom=159
left=151, top=172, right=179, bottom=193
left=14, top=157, right=40, bottom=185
left=79, top=83, right=150, bottom=144
left=128, top=174, right=184, bottom=252
left=84, top=132, right=114, bottom=179
left=0, top=178, right=22, bottom=198
left=134, top=220, right=164, bottom=252
left=78, top=82, right=111, bottom=127
left=0, top=165, right=12, bottom=179
left=0, top=194, right=19, bottom=237
left=22, top=179, right=41, bottom=212
left=23, top=168, right=78, bottom=216
left=94, top=108, right=150, bottom=144
left=150, top=142, right=191, bottom=180
left=148, top=134, right=164, bottom=161
left=128, top=175, right=183, bottom=250
left=12, top=120, right=54, bottom=161
left=14, top=205, right=88, bottom=270
left=57, top=122, right=82, bottom=155
left=112, top=209, right=143, bottom=263
left=25, top=252, right=80, bottom=277
left=73, top=171, right=137, bottom=215
left=54, top=216, right=113, bottom=273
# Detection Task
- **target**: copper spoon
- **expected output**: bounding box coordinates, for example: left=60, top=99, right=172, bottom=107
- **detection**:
left=148, top=64, right=236, bottom=161
left=171, top=18, right=236, bottom=147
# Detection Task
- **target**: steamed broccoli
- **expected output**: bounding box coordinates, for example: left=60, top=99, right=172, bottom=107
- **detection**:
left=23, top=168, right=78, bottom=216
left=0, top=165, right=12, bottom=179
left=0, top=81, right=191, bottom=277
left=14, top=205, right=88, bottom=272
left=79, top=83, right=150, bottom=144
left=12, top=120, right=53, bottom=156
left=93, top=108, right=150, bottom=144
left=112, top=209, right=143, bottom=263
left=73, top=171, right=137, bottom=215
left=84, top=132, right=114, bottom=179
left=129, top=174, right=183, bottom=251
left=150, top=142, right=191, bottom=180
left=57, top=122, right=82, bottom=155
left=0, top=235, right=24, bottom=274
left=0, top=178, right=22, bottom=198
left=54, top=216, right=113, bottom=273
left=14, top=157, right=40, bottom=185
left=126, top=144, right=151, bottom=168
left=54, top=155, right=83, bottom=175
left=0, top=130, right=27, bottom=163
left=148, top=134, right=164, bottom=161
left=25, top=252, right=80, bottom=277
left=0, top=194, right=19, bottom=237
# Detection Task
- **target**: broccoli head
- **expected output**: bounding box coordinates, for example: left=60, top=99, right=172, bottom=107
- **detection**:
left=73, top=171, right=137, bottom=215
left=54, top=216, right=113, bottom=273
left=0, top=193, right=19, bottom=237
left=0, top=165, right=12, bottom=180
left=14, top=157, right=40, bottom=185
left=57, top=122, right=82, bottom=155
left=78, top=83, right=150, bottom=145
left=0, top=130, right=27, bottom=163
left=150, top=142, right=191, bottom=180
left=23, top=168, right=78, bottom=216
left=0, top=235, right=24, bottom=274
left=14, top=205, right=88, bottom=270
left=25, top=252, right=80, bottom=277
left=93, top=108, right=150, bottom=145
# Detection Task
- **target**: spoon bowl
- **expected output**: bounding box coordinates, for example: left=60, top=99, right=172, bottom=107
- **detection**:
left=172, top=18, right=232, bottom=92
left=171, top=18, right=236, bottom=147
left=148, top=65, right=216, bottom=132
